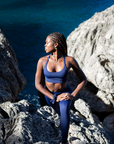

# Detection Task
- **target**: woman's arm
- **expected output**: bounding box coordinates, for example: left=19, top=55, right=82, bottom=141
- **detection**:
left=56, top=56, right=87, bottom=102
left=35, top=57, right=53, bottom=99
left=61, top=56, right=87, bottom=101
left=70, top=57, right=87, bottom=98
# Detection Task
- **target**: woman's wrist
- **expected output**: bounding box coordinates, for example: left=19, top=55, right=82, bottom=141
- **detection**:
left=70, top=95, right=75, bottom=100
left=71, top=91, right=78, bottom=98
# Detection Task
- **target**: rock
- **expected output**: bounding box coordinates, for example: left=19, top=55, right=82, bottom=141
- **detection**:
left=0, top=100, right=61, bottom=144
left=74, top=99, right=103, bottom=128
left=0, top=4, right=114, bottom=144
left=0, top=100, right=114, bottom=144
left=103, top=113, right=114, bottom=133
left=67, top=5, right=114, bottom=112
left=68, top=69, right=111, bottom=113
left=0, top=30, right=26, bottom=102
left=69, top=110, right=114, bottom=144
left=67, top=5, right=114, bottom=93
left=0, top=100, right=33, bottom=144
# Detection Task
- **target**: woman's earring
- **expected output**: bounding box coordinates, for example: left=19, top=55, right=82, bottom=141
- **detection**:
left=54, top=47, right=57, bottom=50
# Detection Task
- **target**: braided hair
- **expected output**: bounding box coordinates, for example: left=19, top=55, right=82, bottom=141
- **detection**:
left=48, top=32, right=67, bottom=55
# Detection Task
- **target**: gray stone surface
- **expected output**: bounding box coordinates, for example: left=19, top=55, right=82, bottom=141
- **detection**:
left=67, top=5, right=114, bottom=113
left=0, top=4, right=114, bottom=144
left=67, top=5, right=114, bottom=93
left=66, top=5, right=114, bottom=136
left=0, top=30, right=26, bottom=102
left=74, top=99, right=103, bottom=128
left=0, top=100, right=114, bottom=144
left=69, top=110, right=114, bottom=144
left=68, top=70, right=112, bottom=113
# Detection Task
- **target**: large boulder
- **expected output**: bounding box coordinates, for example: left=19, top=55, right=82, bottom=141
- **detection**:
left=67, top=5, right=114, bottom=113
left=0, top=30, right=26, bottom=102
left=0, top=100, right=114, bottom=144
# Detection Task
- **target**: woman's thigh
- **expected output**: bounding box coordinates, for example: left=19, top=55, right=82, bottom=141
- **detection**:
left=59, top=100, right=71, bottom=115
left=44, top=84, right=72, bottom=115
left=44, top=95, right=60, bottom=115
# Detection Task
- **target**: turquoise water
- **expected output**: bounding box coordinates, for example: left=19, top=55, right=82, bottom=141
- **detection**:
left=0, top=0, right=114, bottom=107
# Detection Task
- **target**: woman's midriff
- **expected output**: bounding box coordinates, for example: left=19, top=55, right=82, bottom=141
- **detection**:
left=45, top=81, right=67, bottom=92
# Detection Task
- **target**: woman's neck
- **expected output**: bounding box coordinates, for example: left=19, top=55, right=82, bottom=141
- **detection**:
left=51, top=50, right=63, bottom=62
left=52, top=50, right=63, bottom=60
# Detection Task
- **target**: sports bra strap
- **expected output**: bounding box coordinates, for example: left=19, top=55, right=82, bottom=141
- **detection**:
left=46, top=54, right=51, bottom=65
left=63, top=56, right=66, bottom=66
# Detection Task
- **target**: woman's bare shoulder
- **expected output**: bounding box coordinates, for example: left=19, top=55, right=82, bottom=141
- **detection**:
left=65, top=55, right=79, bottom=68
left=39, top=55, right=49, bottom=61
left=65, top=55, right=75, bottom=62
left=37, top=55, right=49, bottom=67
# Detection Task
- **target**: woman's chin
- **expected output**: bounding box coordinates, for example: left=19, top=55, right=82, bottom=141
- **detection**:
left=45, top=50, right=49, bottom=53
left=45, top=49, right=48, bottom=53
left=45, top=50, right=51, bottom=53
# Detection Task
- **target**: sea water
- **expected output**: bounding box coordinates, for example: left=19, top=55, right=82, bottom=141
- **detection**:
left=0, top=0, right=114, bottom=107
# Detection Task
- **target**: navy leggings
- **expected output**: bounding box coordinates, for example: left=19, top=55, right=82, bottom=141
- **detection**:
left=44, top=85, right=72, bottom=143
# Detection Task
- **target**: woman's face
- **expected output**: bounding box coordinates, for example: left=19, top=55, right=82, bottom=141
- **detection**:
left=45, top=36, right=55, bottom=53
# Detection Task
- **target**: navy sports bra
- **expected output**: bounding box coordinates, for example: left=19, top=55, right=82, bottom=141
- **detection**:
left=44, top=54, right=68, bottom=83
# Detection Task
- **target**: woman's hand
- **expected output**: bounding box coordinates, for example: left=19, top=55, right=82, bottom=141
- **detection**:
left=56, top=93, right=74, bottom=102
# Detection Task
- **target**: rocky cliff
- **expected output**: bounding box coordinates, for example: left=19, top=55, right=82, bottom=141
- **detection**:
left=0, top=100, right=114, bottom=144
left=0, top=30, right=26, bottom=103
left=0, top=5, right=114, bottom=144
left=67, top=5, right=114, bottom=134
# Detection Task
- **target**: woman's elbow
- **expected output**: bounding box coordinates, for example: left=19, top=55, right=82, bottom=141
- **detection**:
left=35, top=79, right=43, bottom=91
left=35, top=80, right=40, bottom=90
left=84, top=76, right=87, bottom=86
left=35, top=83, right=38, bottom=90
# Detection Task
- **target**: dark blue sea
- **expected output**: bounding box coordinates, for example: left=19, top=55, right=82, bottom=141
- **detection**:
left=0, top=0, right=114, bottom=107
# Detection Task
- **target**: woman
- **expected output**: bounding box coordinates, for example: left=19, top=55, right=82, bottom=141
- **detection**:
left=35, top=32, right=87, bottom=144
